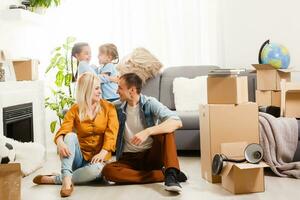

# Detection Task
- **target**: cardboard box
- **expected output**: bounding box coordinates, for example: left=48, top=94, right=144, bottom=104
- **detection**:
left=256, top=90, right=281, bottom=107
left=280, top=80, right=300, bottom=118
left=220, top=142, right=268, bottom=194
left=12, top=59, right=39, bottom=81
left=0, top=163, right=21, bottom=200
left=207, top=76, right=248, bottom=104
left=252, top=64, right=292, bottom=90
left=199, top=103, right=259, bottom=183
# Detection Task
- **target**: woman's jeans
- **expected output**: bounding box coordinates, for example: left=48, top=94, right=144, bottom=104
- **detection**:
left=54, top=133, right=104, bottom=185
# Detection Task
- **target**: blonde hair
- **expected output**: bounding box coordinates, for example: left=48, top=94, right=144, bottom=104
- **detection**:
left=117, top=48, right=163, bottom=83
left=76, top=72, right=101, bottom=121
left=99, top=43, right=119, bottom=64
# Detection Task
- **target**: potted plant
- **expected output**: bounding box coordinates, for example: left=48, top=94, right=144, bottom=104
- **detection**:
left=45, top=36, right=77, bottom=133
left=21, top=0, right=61, bottom=13
left=29, top=0, right=61, bottom=8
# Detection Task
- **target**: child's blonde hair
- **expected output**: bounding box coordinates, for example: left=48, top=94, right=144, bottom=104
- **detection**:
left=76, top=72, right=101, bottom=121
left=99, top=43, right=119, bottom=64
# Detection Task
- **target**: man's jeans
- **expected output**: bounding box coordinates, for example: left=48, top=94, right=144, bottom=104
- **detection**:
left=54, top=133, right=104, bottom=184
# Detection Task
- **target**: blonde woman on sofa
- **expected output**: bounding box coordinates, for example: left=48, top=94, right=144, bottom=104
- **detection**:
left=33, top=72, right=119, bottom=197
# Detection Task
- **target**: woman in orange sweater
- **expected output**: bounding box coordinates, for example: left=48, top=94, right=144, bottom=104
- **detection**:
left=33, top=72, right=119, bottom=197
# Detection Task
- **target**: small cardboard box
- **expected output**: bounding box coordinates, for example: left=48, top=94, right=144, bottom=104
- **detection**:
left=207, top=76, right=248, bottom=104
left=220, top=142, right=268, bottom=194
left=252, top=64, right=293, bottom=90
left=12, top=59, right=39, bottom=81
left=199, top=103, right=259, bottom=183
left=256, top=90, right=281, bottom=107
left=0, top=163, right=21, bottom=200
left=280, top=80, right=300, bottom=118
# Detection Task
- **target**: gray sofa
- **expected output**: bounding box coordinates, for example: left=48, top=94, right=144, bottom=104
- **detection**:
left=142, top=66, right=300, bottom=162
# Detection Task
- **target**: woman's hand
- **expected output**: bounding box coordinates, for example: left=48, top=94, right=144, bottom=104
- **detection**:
left=57, top=140, right=71, bottom=158
left=91, top=149, right=108, bottom=164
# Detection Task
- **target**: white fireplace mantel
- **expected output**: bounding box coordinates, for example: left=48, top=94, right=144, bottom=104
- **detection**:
left=0, top=80, right=46, bottom=147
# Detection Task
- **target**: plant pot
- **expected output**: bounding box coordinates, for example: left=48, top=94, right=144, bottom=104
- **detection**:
left=31, top=7, right=47, bottom=14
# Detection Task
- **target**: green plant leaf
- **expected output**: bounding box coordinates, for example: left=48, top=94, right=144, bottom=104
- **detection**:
left=54, top=0, right=61, bottom=6
left=55, top=71, right=64, bottom=87
left=53, top=46, right=61, bottom=52
left=46, top=53, right=62, bottom=73
left=66, top=36, right=76, bottom=44
left=63, top=44, right=71, bottom=51
left=49, top=103, right=59, bottom=111
left=60, top=98, right=66, bottom=109
left=45, top=36, right=76, bottom=133
left=50, top=121, right=57, bottom=133
left=56, top=57, right=66, bottom=71
left=64, top=73, right=72, bottom=86
left=50, top=88, right=57, bottom=95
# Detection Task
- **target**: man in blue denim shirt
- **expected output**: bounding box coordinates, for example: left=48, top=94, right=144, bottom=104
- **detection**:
left=102, top=73, right=187, bottom=193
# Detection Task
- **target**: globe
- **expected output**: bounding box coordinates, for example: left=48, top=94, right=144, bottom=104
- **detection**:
left=258, top=40, right=290, bottom=69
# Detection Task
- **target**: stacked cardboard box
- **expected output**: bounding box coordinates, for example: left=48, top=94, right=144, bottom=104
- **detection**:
left=200, top=73, right=265, bottom=194
left=253, top=64, right=293, bottom=108
left=253, top=64, right=300, bottom=118
left=280, top=79, right=300, bottom=118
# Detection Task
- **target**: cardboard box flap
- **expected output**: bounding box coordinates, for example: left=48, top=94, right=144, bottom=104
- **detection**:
left=220, top=142, right=248, bottom=177
left=221, top=142, right=248, bottom=159
left=252, top=64, right=274, bottom=70
left=235, top=162, right=269, bottom=169
left=220, top=161, right=268, bottom=175
left=252, top=64, right=297, bottom=73
left=220, top=162, right=234, bottom=177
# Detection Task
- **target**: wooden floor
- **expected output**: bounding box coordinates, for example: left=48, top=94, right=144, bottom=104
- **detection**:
left=21, top=152, right=300, bottom=200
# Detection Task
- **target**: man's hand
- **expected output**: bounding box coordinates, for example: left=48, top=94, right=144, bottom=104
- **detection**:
left=90, top=149, right=108, bottom=164
left=131, top=129, right=151, bottom=146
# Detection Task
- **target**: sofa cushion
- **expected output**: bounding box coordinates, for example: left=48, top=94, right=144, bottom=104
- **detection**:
left=160, top=66, right=219, bottom=109
left=173, top=76, right=207, bottom=111
left=177, top=111, right=199, bottom=130
left=141, top=74, right=161, bottom=100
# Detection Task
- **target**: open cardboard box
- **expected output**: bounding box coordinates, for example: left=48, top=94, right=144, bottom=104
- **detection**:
left=280, top=79, right=300, bottom=118
left=256, top=90, right=281, bottom=107
left=199, top=103, right=259, bottom=183
left=207, top=75, right=248, bottom=104
left=220, top=142, right=268, bottom=194
left=252, top=64, right=294, bottom=90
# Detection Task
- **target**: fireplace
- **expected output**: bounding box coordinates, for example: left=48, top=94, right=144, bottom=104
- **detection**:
left=3, top=103, right=34, bottom=142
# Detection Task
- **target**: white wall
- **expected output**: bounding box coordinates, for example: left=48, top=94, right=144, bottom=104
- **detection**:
left=220, top=0, right=300, bottom=70
left=0, top=0, right=59, bottom=151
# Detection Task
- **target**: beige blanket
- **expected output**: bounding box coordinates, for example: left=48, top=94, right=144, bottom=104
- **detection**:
left=259, top=112, right=300, bottom=178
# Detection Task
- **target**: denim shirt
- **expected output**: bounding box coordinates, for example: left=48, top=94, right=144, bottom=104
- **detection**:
left=115, top=94, right=181, bottom=160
